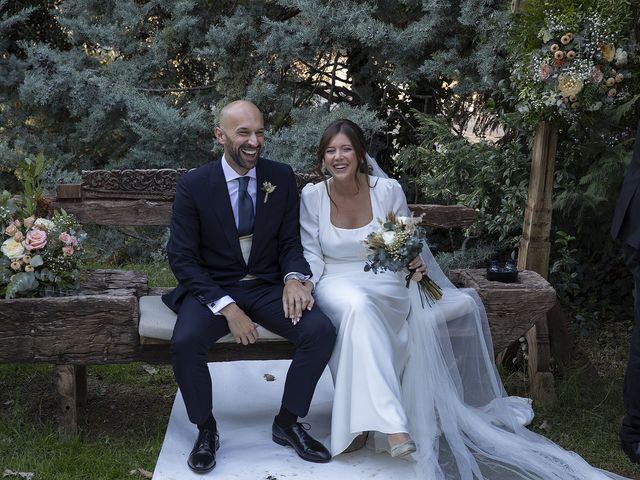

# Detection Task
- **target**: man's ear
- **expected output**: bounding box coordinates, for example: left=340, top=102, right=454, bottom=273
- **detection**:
left=214, top=127, right=225, bottom=144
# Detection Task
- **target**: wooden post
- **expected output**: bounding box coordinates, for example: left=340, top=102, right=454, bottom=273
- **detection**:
left=511, top=0, right=524, bottom=13
left=517, top=122, right=557, bottom=278
left=517, top=122, right=558, bottom=403
left=55, top=364, right=82, bottom=435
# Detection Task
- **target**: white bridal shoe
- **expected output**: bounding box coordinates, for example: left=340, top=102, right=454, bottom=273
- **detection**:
left=389, top=438, right=417, bottom=458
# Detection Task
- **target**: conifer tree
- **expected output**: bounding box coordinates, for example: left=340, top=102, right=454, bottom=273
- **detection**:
left=1, top=0, right=511, bottom=178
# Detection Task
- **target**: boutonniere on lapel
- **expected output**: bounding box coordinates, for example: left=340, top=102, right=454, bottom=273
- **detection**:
left=261, top=181, right=277, bottom=203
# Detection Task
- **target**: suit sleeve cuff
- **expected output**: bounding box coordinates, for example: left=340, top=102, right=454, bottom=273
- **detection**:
left=208, top=295, right=235, bottom=315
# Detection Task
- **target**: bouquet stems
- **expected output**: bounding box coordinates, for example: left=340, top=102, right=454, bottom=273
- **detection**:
left=405, top=268, right=443, bottom=308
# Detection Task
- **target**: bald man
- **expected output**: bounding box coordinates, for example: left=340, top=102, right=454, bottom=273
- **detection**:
left=163, top=100, right=335, bottom=473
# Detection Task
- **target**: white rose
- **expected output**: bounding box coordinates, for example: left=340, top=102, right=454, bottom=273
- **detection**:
left=33, top=218, right=55, bottom=231
left=1, top=238, right=25, bottom=260
left=382, top=231, right=396, bottom=246
left=615, top=48, right=628, bottom=66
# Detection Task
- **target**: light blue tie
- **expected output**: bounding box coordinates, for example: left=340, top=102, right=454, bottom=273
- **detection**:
left=237, top=176, right=254, bottom=236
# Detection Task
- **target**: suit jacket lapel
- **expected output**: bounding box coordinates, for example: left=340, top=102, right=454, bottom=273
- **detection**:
left=210, top=160, right=245, bottom=265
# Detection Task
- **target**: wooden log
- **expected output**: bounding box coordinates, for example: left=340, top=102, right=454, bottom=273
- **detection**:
left=81, top=269, right=149, bottom=297
left=138, top=341, right=297, bottom=364
left=55, top=364, right=79, bottom=435
left=52, top=198, right=173, bottom=226
left=408, top=204, right=477, bottom=229
left=81, top=169, right=188, bottom=200
left=0, top=294, right=139, bottom=363
left=53, top=197, right=476, bottom=229
left=56, top=184, right=82, bottom=200
left=449, top=269, right=556, bottom=354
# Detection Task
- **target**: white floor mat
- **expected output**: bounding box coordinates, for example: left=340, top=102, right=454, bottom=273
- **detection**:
left=152, top=360, right=415, bottom=479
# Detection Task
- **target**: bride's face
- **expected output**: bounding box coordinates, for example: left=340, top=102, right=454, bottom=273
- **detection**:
left=323, top=133, right=359, bottom=181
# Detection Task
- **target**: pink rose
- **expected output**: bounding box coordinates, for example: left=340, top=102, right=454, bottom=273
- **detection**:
left=5, top=223, right=17, bottom=236
left=590, top=67, right=603, bottom=83
left=62, top=245, right=74, bottom=256
left=539, top=64, right=553, bottom=80
left=59, top=232, right=78, bottom=246
left=23, top=216, right=35, bottom=229
left=23, top=228, right=47, bottom=250
left=13, top=231, right=24, bottom=242
left=13, top=219, right=21, bottom=228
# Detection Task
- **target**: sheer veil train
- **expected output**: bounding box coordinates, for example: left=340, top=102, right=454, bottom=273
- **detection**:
left=364, top=154, right=627, bottom=480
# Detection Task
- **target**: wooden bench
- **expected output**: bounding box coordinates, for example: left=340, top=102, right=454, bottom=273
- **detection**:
left=1, top=168, right=556, bottom=433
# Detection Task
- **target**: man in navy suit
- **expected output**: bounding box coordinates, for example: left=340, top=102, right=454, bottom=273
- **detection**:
left=612, top=122, right=640, bottom=463
left=163, top=100, right=336, bottom=473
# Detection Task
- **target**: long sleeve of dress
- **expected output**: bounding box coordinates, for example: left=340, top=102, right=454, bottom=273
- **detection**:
left=386, top=178, right=411, bottom=217
left=299, top=184, right=326, bottom=284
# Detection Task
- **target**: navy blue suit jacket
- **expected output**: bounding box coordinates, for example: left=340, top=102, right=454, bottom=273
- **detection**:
left=612, top=123, right=640, bottom=249
left=162, top=158, right=312, bottom=312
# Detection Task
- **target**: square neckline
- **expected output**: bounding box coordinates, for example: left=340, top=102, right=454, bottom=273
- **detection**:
left=326, top=177, right=376, bottom=230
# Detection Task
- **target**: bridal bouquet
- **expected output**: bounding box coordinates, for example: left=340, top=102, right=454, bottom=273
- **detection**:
left=0, top=155, right=86, bottom=299
left=363, top=212, right=442, bottom=307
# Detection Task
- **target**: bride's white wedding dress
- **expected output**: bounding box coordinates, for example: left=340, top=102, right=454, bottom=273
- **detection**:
left=300, top=175, right=627, bottom=479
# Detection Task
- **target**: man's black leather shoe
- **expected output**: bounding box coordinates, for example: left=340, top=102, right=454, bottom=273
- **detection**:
left=621, top=439, right=640, bottom=464
left=272, top=419, right=331, bottom=463
left=187, top=428, right=220, bottom=473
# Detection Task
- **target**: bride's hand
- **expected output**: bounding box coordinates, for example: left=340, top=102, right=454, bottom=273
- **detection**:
left=283, top=279, right=315, bottom=325
left=409, top=256, right=427, bottom=275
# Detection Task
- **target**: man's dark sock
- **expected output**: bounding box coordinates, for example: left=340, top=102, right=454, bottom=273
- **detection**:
left=198, top=414, right=217, bottom=432
left=275, top=406, right=297, bottom=428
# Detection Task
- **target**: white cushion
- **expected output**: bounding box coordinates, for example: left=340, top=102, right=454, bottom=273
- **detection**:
left=138, top=295, right=287, bottom=343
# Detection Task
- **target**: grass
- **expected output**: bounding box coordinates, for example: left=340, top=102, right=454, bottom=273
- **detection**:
left=0, top=363, right=175, bottom=480
left=1, top=262, right=639, bottom=478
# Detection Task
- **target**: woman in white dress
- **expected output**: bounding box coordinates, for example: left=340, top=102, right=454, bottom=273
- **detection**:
left=299, top=119, right=628, bottom=479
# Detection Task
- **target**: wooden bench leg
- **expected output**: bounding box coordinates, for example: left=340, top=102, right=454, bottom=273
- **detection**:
left=526, top=314, right=556, bottom=404
left=55, top=364, right=87, bottom=435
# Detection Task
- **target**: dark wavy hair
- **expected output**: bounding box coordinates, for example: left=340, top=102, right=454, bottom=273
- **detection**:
left=314, top=119, right=370, bottom=187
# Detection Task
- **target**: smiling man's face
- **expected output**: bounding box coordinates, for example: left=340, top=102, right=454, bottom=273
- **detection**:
left=215, top=101, right=265, bottom=175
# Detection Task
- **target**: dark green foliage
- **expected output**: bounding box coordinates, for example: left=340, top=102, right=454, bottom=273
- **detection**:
left=396, top=112, right=531, bottom=251
left=0, top=0, right=513, bottom=181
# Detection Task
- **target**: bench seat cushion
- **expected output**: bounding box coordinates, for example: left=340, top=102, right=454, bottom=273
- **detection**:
left=138, top=295, right=287, bottom=343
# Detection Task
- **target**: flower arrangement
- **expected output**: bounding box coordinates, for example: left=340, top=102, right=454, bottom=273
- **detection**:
left=0, top=155, right=86, bottom=299
left=510, top=1, right=637, bottom=123
left=363, top=212, right=442, bottom=306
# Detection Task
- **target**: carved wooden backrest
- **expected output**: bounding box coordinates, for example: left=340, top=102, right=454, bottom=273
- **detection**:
left=71, top=169, right=323, bottom=200
left=53, top=169, right=477, bottom=229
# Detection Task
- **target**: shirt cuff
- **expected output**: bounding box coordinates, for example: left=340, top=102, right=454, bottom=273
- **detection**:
left=208, top=295, right=235, bottom=315
left=283, top=272, right=311, bottom=283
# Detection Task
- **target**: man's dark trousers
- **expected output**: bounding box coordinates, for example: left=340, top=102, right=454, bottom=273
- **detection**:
left=171, top=280, right=335, bottom=426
